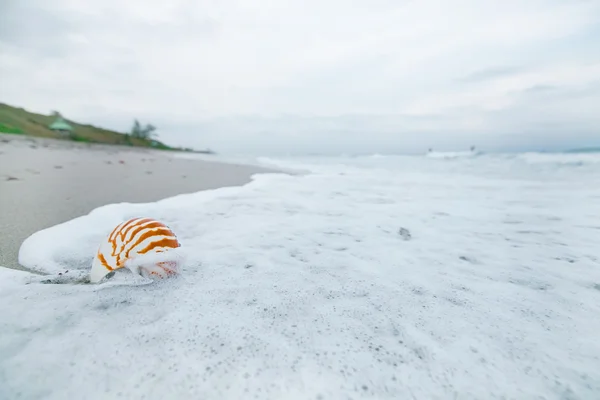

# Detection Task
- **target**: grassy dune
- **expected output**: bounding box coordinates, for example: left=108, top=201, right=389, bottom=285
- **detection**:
left=0, top=103, right=175, bottom=150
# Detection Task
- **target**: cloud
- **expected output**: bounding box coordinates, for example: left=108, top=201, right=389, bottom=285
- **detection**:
left=458, top=67, right=524, bottom=83
left=1, top=0, right=599, bottom=154
left=520, top=85, right=558, bottom=93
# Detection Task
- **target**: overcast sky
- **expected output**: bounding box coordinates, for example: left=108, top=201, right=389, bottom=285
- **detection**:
left=1, top=0, right=599, bottom=155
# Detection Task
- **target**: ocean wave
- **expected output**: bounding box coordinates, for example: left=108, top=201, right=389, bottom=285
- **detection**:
left=425, top=150, right=482, bottom=159
left=517, top=152, right=600, bottom=166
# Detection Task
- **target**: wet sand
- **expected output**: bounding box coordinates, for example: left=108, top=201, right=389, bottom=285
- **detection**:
left=0, top=134, right=277, bottom=271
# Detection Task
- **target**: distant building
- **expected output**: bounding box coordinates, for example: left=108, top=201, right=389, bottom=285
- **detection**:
left=48, top=114, right=73, bottom=137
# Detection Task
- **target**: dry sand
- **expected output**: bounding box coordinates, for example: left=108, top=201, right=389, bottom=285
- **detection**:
left=0, top=134, right=277, bottom=271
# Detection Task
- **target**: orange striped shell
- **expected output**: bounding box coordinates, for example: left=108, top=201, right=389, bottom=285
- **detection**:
left=90, top=217, right=181, bottom=283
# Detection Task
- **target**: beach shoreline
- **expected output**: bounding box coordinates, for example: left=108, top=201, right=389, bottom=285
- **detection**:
left=0, top=134, right=278, bottom=272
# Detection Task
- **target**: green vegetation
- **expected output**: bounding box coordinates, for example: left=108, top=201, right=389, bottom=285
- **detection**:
left=0, top=122, right=23, bottom=134
left=0, top=102, right=207, bottom=152
left=130, top=119, right=156, bottom=139
left=70, top=134, right=91, bottom=143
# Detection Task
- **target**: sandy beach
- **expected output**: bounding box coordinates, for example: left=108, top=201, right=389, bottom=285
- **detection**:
left=0, top=133, right=276, bottom=271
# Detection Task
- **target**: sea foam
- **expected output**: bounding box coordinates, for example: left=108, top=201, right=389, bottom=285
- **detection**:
left=1, top=152, right=599, bottom=399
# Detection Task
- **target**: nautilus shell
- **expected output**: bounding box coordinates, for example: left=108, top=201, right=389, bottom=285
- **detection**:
left=90, top=217, right=182, bottom=283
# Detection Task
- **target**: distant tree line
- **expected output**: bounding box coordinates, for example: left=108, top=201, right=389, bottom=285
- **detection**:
left=129, top=119, right=157, bottom=139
